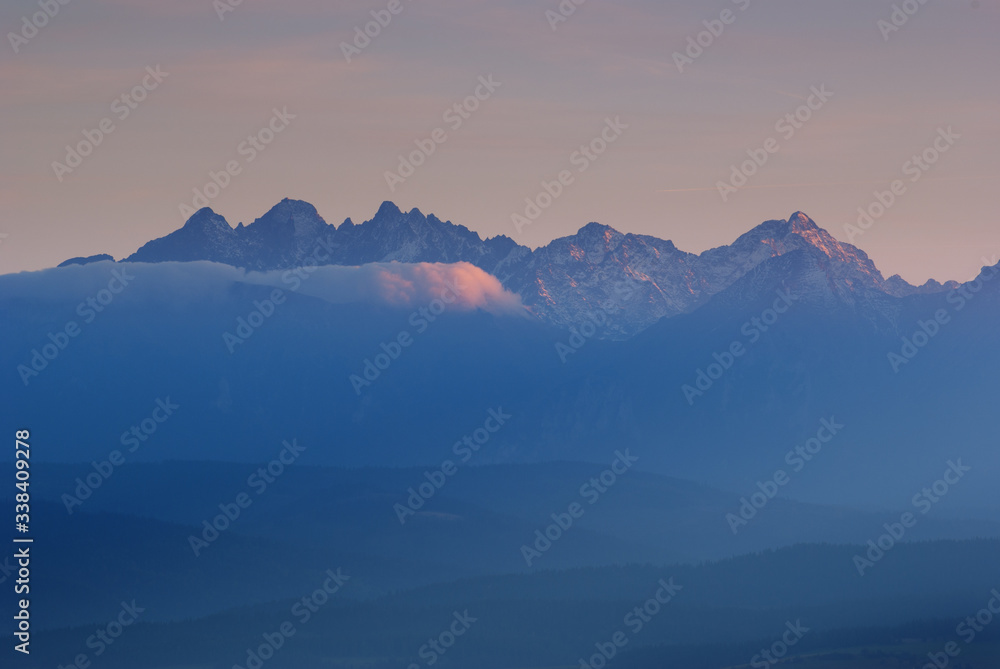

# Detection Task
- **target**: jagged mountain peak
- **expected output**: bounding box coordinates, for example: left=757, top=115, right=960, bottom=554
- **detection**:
left=726, top=211, right=885, bottom=288
left=248, top=199, right=328, bottom=236
left=182, top=207, right=231, bottom=231
left=578, top=221, right=617, bottom=235
left=106, top=200, right=961, bottom=339
left=270, top=197, right=321, bottom=215
left=375, top=200, right=402, bottom=217
left=736, top=212, right=826, bottom=248
left=127, top=207, right=240, bottom=264
left=366, top=201, right=442, bottom=228
left=783, top=211, right=855, bottom=258
left=359, top=202, right=486, bottom=250
left=883, top=274, right=961, bottom=297
left=787, top=210, right=819, bottom=232
left=547, top=222, right=624, bottom=252
left=367, top=201, right=425, bottom=231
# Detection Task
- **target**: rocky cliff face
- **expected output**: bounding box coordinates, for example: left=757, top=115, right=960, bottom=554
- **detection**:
left=98, top=201, right=948, bottom=337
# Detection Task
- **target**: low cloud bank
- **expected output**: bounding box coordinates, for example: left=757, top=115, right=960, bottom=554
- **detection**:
left=0, top=260, right=525, bottom=315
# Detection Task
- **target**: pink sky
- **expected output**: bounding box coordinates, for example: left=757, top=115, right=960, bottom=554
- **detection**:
left=0, top=0, right=997, bottom=282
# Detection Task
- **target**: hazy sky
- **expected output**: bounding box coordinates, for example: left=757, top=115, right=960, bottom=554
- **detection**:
left=1, top=0, right=997, bottom=283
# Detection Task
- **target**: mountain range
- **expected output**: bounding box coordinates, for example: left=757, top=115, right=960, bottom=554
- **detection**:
left=8, top=245, right=999, bottom=508
left=67, top=199, right=959, bottom=338
left=9, top=200, right=1000, bottom=668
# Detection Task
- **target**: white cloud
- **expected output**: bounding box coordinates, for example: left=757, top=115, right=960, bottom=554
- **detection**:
left=0, top=260, right=526, bottom=315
